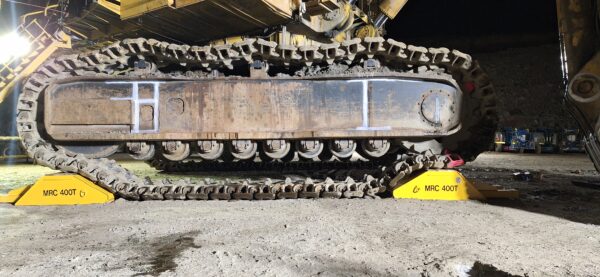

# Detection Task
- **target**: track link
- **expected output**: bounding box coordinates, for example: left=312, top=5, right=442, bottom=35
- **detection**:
left=16, top=36, right=497, bottom=200
left=148, top=158, right=380, bottom=173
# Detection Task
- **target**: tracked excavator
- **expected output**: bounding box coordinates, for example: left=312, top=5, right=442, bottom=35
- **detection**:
left=0, top=0, right=498, bottom=201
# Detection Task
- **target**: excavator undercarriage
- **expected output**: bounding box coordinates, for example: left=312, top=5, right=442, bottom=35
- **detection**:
left=2, top=0, right=498, bottom=200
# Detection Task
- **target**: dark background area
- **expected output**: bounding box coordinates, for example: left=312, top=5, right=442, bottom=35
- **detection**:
left=0, top=0, right=33, bottom=32
left=388, top=0, right=558, bottom=52
left=0, top=0, right=567, bottom=136
left=387, top=0, right=566, bottom=129
left=392, top=0, right=565, bottom=129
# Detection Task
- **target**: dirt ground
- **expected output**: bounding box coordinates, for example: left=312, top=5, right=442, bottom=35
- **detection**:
left=1, top=152, right=600, bottom=276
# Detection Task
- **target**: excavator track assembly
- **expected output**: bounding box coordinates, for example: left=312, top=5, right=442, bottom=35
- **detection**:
left=14, top=37, right=496, bottom=202
left=0, top=1, right=499, bottom=203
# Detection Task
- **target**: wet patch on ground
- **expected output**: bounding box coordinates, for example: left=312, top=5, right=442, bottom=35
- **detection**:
left=133, top=231, right=202, bottom=276
left=467, top=261, right=522, bottom=277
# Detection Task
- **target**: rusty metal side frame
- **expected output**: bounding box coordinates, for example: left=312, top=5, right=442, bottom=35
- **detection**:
left=43, top=74, right=463, bottom=142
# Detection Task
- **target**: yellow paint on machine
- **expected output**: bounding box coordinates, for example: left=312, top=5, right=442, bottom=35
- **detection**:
left=393, top=170, right=486, bottom=201
left=102, top=0, right=295, bottom=20
left=0, top=174, right=114, bottom=206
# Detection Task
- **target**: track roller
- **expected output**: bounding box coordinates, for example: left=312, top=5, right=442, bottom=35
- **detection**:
left=230, top=140, right=257, bottom=160
left=296, top=140, right=324, bottom=160
left=330, top=140, right=357, bottom=160
left=197, top=140, right=225, bottom=160
left=160, top=141, right=191, bottom=161
left=260, top=140, right=295, bottom=162
left=261, top=140, right=291, bottom=159
left=127, top=142, right=155, bottom=161
left=358, top=139, right=391, bottom=159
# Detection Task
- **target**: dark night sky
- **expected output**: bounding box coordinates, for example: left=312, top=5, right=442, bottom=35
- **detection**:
left=386, top=0, right=558, bottom=52
left=390, top=0, right=557, bottom=37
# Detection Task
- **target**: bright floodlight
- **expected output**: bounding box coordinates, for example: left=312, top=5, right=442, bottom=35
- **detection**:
left=0, top=32, right=31, bottom=64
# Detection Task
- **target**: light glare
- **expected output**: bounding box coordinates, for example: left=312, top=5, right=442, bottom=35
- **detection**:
left=0, top=32, right=31, bottom=64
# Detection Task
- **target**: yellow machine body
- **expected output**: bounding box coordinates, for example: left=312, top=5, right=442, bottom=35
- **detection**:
left=393, top=170, right=485, bottom=201
left=108, top=0, right=296, bottom=20
left=0, top=174, right=114, bottom=206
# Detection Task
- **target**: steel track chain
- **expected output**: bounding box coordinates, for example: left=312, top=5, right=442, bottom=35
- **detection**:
left=16, top=36, right=497, bottom=201
left=147, top=158, right=382, bottom=173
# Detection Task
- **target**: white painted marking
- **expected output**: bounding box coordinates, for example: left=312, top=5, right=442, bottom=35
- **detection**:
left=347, top=79, right=392, bottom=131
left=108, top=81, right=162, bottom=134
left=434, top=95, right=440, bottom=124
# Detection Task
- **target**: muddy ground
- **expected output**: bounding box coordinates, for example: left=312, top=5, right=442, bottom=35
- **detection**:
left=0, top=152, right=599, bottom=276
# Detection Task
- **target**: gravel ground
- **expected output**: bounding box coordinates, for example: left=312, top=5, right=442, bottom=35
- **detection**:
left=1, top=152, right=600, bottom=276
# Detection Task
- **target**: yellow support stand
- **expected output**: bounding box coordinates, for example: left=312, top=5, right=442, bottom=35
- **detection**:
left=0, top=174, right=114, bottom=206
left=393, top=169, right=518, bottom=201
left=0, top=185, right=30, bottom=203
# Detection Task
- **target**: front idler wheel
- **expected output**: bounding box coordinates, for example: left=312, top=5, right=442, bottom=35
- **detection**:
left=58, top=144, right=120, bottom=159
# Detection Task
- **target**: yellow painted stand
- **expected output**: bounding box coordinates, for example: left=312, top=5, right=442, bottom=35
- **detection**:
left=0, top=174, right=114, bottom=206
left=393, top=169, right=518, bottom=201
left=0, top=186, right=30, bottom=203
